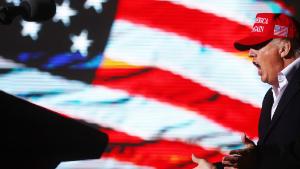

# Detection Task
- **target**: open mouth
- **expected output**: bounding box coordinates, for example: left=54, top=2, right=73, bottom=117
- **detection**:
left=253, top=62, right=262, bottom=75
left=253, top=62, right=261, bottom=68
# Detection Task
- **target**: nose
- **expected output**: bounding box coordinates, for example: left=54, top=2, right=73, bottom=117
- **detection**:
left=249, top=49, right=258, bottom=63
left=249, top=49, right=257, bottom=58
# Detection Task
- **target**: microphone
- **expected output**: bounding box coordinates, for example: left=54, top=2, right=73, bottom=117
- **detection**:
left=0, top=0, right=56, bottom=25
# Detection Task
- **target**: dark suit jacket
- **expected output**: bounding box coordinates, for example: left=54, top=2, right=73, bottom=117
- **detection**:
left=256, top=66, right=300, bottom=169
left=215, top=66, right=300, bottom=169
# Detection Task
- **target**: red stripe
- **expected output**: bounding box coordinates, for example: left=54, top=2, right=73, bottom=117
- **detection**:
left=101, top=128, right=224, bottom=169
left=93, top=67, right=260, bottom=138
left=115, top=0, right=250, bottom=53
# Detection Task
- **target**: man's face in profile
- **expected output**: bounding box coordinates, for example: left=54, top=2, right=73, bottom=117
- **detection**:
left=249, top=39, right=284, bottom=86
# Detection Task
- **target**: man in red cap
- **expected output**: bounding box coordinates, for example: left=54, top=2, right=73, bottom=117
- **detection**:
left=192, top=13, right=300, bottom=169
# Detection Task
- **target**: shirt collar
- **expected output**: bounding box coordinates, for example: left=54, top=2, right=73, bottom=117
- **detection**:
left=272, top=57, right=300, bottom=91
left=281, top=57, right=300, bottom=82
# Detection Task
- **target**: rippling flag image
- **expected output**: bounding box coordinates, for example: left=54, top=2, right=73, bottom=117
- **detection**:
left=0, top=0, right=295, bottom=168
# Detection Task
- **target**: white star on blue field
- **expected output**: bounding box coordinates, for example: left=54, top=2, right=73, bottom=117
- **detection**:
left=53, top=0, right=78, bottom=27
left=21, top=21, right=42, bottom=40
left=84, top=0, right=108, bottom=13
left=70, top=30, right=93, bottom=57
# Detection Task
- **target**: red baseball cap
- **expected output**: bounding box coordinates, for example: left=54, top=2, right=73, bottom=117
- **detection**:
left=234, top=13, right=298, bottom=51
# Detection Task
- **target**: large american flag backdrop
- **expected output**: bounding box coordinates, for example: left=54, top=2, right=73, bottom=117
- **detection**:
left=0, top=0, right=295, bottom=168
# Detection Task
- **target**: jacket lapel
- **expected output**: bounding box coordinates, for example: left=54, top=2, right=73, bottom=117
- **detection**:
left=257, top=89, right=273, bottom=146
left=260, top=68, right=300, bottom=145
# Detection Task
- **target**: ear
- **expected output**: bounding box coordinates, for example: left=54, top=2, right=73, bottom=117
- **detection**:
left=279, top=40, right=291, bottom=58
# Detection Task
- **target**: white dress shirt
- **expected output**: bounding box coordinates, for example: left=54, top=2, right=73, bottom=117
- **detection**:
left=271, top=57, right=300, bottom=119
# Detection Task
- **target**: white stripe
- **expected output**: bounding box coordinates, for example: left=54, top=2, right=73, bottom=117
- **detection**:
left=57, top=158, right=154, bottom=169
left=163, top=0, right=289, bottom=26
left=0, top=68, right=245, bottom=151
left=0, top=56, right=24, bottom=68
left=104, top=20, right=269, bottom=107
left=0, top=68, right=87, bottom=94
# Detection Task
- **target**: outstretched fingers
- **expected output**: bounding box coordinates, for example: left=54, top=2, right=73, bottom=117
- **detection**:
left=222, top=154, right=240, bottom=168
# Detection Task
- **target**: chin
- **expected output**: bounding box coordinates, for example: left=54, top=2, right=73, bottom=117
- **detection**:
left=260, top=77, right=268, bottom=84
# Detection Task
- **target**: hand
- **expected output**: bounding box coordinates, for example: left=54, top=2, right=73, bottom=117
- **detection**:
left=222, top=133, right=257, bottom=169
left=191, top=154, right=216, bottom=169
